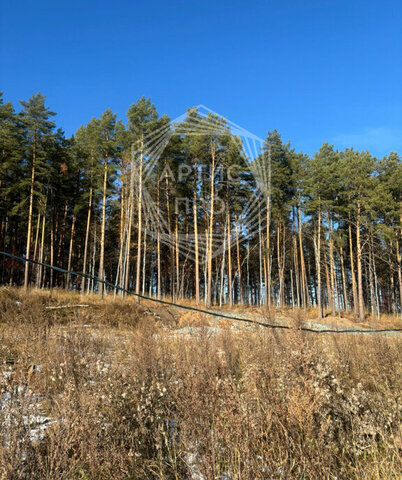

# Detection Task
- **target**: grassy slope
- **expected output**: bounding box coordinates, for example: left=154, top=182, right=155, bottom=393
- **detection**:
left=0, top=287, right=401, bottom=479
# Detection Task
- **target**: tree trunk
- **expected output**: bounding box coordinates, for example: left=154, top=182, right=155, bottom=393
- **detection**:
left=292, top=207, right=300, bottom=309
left=157, top=178, right=162, bottom=300
left=116, top=172, right=126, bottom=292
left=125, top=145, right=136, bottom=292
left=258, top=205, right=264, bottom=306
left=327, top=211, right=336, bottom=314
left=206, top=142, right=216, bottom=308
left=277, top=218, right=285, bottom=307
left=220, top=219, right=227, bottom=306
left=227, top=208, right=233, bottom=307
left=142, top=226, right=147, bottom=295
left=81, top=184, right=93, bottom=293
left=265, top=157, right=271, bottom=309
left=50, top=202, right=54, bottom=291
left=316, top=205, right=322, bottom=318
left=98, top=156, right=108, bottom=297
left=135, top=135, right=144, bottom=297
left=37, top=198, right=47, bottom=289
left=323, top=240, right=330, bottom=311
left=298, top=200, right=307, bottom=309
left=356, top=197, right=365, bottom=321
left=67, top=212, right=77, bottom=289
left=57, top=200, right=68, bottom=270
left=235, top=214, right=242, bottom=304
left=348, top=218, right=358, bottom=317
left=340, top=244, right=349, bottom=312
left=193, top=160, right=200, bottom=305
left=175, top=208, right=180, bottom=298
left=24, top=134, right=36, bottom=290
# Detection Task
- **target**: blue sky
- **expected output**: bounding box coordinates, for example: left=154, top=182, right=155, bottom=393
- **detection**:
left=1, top=0, right=401, bottom=157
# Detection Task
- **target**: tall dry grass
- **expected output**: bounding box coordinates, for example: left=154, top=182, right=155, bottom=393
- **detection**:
left=0, top=287, right=400, bottom=479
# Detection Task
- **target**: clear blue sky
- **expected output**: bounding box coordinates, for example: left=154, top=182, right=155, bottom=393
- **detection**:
left=1, top=0, right=401, bottom=157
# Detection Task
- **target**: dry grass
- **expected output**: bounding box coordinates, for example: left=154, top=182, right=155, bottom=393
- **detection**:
left=0, top=287, right=401, bottom=479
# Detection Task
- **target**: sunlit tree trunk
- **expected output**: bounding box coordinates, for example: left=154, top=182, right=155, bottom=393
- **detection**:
left=157, top=178, right=162, bottom=300
left=67, top=212, right=77, bottom=289
left=356, top=196, right=365, bottom=321
left=292, top=207, right=300, bottom=309
left=265, top=157, right=272, bottom=310
left=24, top=134, right=36, bottom=290
left=81, top=182, right=93, bottom=294
left=135, top=135, right=144, bottom=297
left=394, top=240, right=401, bottom=315
left=258, top=205, right=264, bottom=306
left=298, top=200, right=307, bottom=309
left=220, top=219, right=227, bottom=306
left=206, top=142, right=216, bottom=307
left=340, top=244, right=348, bottom=312
left=323, top=240, right=330, bottom=311
left=193, top=159, right=200, bottom=305
left=124, top=146, right=135, bottom=292
left=175, top=208, right=180, bottom=298
left=37, top=208, right=46, bottom=289
left=348, top=217, right=358, bottom=317
left=98, top=155, right=108, bottom=297
left=327, top=211, right=337, bottom=314
left=234, top=214, right=242, bottom=304
left=227, top=208, right=233, bottom=307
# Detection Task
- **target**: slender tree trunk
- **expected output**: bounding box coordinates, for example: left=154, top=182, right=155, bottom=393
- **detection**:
left=125, top=146, right=136, bottom=292
left=67, top=212, right=77, bottom=289
left=165, top=165, right=174, bottom=300
left=206, top=142, right=216, bottom=307
left=323, top=240, right=331, bottom=312
left=396, top=240, right=402, bottom=315
left=265, top=159, right=271, bottom=309
left=227, top=208, right=233, bottom=307
left=135, top=135, right=144, bottom=296
left=193, top=160, right=200, bottom=305
left=258, top=205, right=264, bottom=306
left=340, top=244, right=349, bottom=312
left=157, top=178, right=162, bottom=300
left=298, top=200, right=307, bottom=309
left=90, top=221, right=97, bottom=294
left=368, top=240, right=376, bottom=317
left=265, top=201, right=271, bottom=311
left=356, top=197, right=365, bottom=321
left=57, top=201, right=68, bottom=270
left=142, top=227, right=147, bottom=295
left=37, top=196, right=47, bottom=289
left=327, top=211, right=336, bottom=313
left=98, top=156, right=108, bottom=297
left=316, top=204, right=322, bottom=318
left=33, top=214, right=40, bottom=262
left=50, top=202, right=54, bottom=291
left=234, top=214, right=242, bottom=304
left=24, top=135, right=36, bottom=290
left=348, top=217, right=358, bottom=317
left=175, top=208, right=180, bottom=298
left=81, top=184, right=93, bottom=293
left=220, top=219, right=227, bottom=306
left=292, top=207, right=300, bottom=309
left=277, top=218, right=285, bottom=307
left=370, top=234, right=380, bottom=320
left=317, top=206, right=322, bottom=316
left=116, top=172, right=126, bottom=290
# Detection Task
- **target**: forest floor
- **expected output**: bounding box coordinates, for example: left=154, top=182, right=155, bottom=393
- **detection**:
left=0, top=287, right=401, bottom=479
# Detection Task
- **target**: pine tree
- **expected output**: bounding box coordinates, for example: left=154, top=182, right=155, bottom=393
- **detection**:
left=19, top=93, right=55, bottom=289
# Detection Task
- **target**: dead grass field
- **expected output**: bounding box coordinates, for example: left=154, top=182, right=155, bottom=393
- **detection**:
left=0, top=287, right=401, bottom=479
